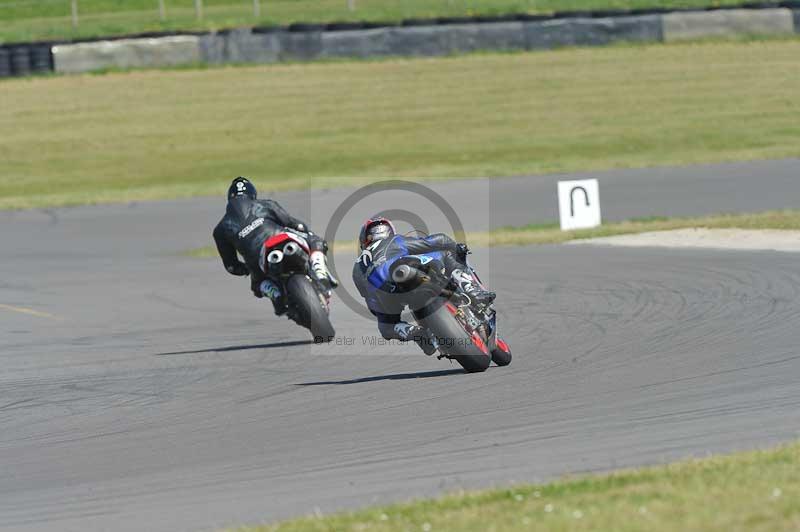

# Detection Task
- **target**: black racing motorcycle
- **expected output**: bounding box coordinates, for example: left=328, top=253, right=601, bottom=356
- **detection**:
left=261, top=228, right=335, bottom=343
left=389, top=254, right=512, bottom=373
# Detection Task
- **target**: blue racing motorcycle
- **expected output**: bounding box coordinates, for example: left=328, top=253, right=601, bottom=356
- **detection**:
left=383, top=252, right=512, bottom=373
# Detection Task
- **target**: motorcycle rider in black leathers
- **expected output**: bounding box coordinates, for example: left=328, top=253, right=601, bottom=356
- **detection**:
left=352, top=216, right=496, bottom=355
left=213, top=177, right=338, bottom=315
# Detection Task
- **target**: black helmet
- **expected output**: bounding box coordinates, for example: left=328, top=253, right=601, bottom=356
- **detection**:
left=228, top=177, right=257, bottom=201
left=359, top=216, right=396, bottom=250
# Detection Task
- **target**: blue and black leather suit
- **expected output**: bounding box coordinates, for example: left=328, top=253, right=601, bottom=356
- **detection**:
left=352, top=233, right=465, bottom=341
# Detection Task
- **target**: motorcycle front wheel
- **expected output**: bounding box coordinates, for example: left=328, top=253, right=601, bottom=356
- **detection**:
left=491, top=338, right=513, bottom=367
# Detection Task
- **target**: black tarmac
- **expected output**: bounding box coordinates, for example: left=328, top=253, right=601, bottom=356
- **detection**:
left=2, top=160, right=800, bottom=531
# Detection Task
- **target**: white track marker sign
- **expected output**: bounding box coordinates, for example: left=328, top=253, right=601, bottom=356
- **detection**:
left=558, top=179, right=601, bottom=231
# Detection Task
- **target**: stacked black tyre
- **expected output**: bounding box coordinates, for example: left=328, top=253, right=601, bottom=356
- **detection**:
left=0, top=45, right=53, bottom=78
left=10, top=46, right=31, bottom=76
left=0, top=48, right=11, bottom=78
left=30, top=45, right=53, bottom=73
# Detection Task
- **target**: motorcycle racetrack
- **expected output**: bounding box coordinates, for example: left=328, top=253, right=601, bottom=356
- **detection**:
left=2, top=161, right=800, bottom=532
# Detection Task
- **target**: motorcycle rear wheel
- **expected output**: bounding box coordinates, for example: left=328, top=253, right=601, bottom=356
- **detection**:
left=416, top=301, right=491, bottom=374
left=287, top=274, right=335, bottom=343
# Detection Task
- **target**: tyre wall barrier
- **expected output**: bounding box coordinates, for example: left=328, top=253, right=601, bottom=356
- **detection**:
left=10, top=46, right=31, bottom=76
left=1, top=5, right=799, bottom=78
left=0, top=48, right=11, bottom=77
left=524, top=15, right=663, bottom=49
left=30, top=44, right=54, bottom=73
left=662, top=8, right=794, bottom=41
left=51, top=35, right=201, bottom=74
left=0, top=44, right=53, bottom=78
left=310, top=16, right=661, bottom=60
left=200, top=30, right=280, bottom=64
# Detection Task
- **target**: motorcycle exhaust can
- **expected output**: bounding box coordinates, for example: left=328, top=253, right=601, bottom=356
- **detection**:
left=392, top=264, right=416, bottom=284
left=283, top=242, right=300, bottom=257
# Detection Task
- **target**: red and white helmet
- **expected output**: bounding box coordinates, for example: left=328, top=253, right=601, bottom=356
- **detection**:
left=359, top=216, right=396, bottom=250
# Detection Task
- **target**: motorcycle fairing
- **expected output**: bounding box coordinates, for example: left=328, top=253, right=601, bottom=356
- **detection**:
left=367, top=251, right=445, bottom=290
left=264, top=232, right=309, bottom=253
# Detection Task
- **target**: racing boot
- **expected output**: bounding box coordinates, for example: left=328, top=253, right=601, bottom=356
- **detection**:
left=259, top=280, right=287, bottom=316
left=451, top=269, right=496, bottom=307
left=310, top=251, right=339, bottom=292
left=395, top=323, right=439, bottom=356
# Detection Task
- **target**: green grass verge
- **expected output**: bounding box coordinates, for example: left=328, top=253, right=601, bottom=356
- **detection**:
left=186, top=210, right=800, bottom=258
left=0, top=0, right=755, bottom=43
left=231, top=442, right=800, bottom=532
left=3, top=39, right=800, bottom=210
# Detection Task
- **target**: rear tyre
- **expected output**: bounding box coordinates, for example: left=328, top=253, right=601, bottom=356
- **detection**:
left=416, top=301, right=491, bottom=374
left=286, top=275, right=335, bottom=343
left=455, top=350, right=492, bottom=373
left=491, top=338, right=513, bottom=367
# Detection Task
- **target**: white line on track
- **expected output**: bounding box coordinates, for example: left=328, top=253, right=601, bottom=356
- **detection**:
left=0, top=303, right=63, bottom=320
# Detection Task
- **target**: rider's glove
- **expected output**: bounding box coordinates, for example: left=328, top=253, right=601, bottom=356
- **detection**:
left=227, top=262, right=250, bottom=277
left=456, top=243, right=471, bottom=262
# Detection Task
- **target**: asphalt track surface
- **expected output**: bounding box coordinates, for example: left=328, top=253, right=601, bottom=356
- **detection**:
left=2, top=160, right=800, bottom=531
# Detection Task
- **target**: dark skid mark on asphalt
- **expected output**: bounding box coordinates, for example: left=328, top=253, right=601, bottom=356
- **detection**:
left=153, top=339, right=314, bottom=356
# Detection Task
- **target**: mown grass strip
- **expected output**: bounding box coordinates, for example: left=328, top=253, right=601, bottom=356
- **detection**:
left=185, top=209, right=800, bottom=258
left=231, top=442, right=799, bottom=532
left=0, top=0, right=756, bottom=43
left=3, top=39, right=800, bottom=210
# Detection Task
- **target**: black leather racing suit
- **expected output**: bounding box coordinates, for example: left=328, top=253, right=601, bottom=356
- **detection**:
left=213, top=197, right=325, bottom=295
left=352, top=233, right=466, bottom=341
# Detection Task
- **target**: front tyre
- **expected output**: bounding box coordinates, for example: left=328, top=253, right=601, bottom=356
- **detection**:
left=491, top=338, right=513, bottom=367
left=287, top=274, right=335, bottom=343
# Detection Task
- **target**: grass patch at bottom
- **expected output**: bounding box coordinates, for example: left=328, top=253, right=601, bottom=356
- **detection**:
left=186, top=209, right=800, bottom=258
left=232, top=442, right=800, bottom=532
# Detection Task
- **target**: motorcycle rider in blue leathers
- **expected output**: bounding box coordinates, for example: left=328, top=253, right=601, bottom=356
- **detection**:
left=352, top=216, right=496, bottom=355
